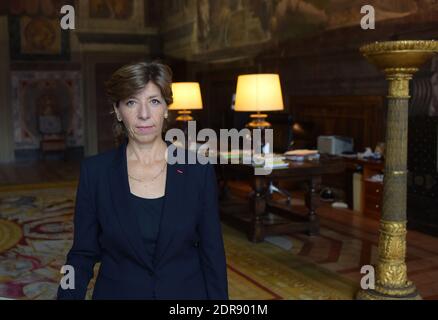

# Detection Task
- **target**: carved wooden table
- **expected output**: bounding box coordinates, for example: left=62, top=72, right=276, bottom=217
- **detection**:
left=218, top=157, right=345, bottom=242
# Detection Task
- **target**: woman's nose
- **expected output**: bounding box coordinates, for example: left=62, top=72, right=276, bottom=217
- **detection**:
left=138, top=103, right=150, bottom=120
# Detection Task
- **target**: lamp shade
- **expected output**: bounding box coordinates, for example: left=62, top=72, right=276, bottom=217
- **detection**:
left=234, top=74, right=284, bottom=112
left=169, top=82, right=203, bottom=110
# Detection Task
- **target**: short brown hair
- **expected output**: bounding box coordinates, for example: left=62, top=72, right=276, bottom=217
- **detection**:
left=105, top=61, right=173, bottom=145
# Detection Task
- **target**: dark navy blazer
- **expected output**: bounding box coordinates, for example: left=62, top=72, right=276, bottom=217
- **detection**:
left=57, top=139, right=228, bottom=300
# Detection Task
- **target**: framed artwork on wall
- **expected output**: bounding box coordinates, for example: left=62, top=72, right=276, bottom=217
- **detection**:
left=7, top=0, right=71, bottom=61
left=77, top=0, right=146, bottom=33
left=11, top=71, right=83, bottom=151
left=8, top=15, right=70, bottom=61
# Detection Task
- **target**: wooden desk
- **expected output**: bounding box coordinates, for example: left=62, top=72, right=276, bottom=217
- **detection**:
left=218, top=157, right=345, bottom=242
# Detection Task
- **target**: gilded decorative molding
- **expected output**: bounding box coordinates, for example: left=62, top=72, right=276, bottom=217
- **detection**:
left=360, top=40, right=438, bottom=55
left=376, top=221, right=408, bottom=287
left=360, top=40, right=438, bottom=82
left=384, top=67, right=419, bottom=74
left=357, top=287, right=421, bottom=300
left=356, top=221, right=420, bottom=299
left=386, top=74, right=412, bottom=98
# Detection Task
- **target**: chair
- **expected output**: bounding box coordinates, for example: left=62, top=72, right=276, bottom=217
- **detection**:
left=37, top=94, right=67, bottom=160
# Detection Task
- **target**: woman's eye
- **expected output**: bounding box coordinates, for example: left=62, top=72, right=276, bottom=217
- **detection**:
left=126, top=100, right=136, bottom=107
left=151, top=99, right=161, bottom=105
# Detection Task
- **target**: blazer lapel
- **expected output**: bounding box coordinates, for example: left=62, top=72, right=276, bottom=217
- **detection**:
left=109, top=139, right=154, bottom=272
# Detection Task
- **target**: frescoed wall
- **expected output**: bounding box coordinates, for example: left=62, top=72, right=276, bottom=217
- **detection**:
left=160, top=0, right=438, bottom=60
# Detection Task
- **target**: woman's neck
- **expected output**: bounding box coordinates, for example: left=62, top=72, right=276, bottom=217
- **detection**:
left=126, top=137, right=167, bottom=165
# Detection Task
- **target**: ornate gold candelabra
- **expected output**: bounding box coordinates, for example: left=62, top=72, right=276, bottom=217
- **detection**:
left=356, top=40, right=438, bottom=300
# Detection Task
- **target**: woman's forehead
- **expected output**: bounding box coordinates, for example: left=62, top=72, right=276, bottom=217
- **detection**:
left=133, top=82, right=163, bottom=98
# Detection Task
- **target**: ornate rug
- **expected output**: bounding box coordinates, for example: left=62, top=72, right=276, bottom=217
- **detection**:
left=0, top=183, right=356, bottom=300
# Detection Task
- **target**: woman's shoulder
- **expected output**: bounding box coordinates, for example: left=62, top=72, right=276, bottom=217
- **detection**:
left=81, top=147, right=118, bottom=172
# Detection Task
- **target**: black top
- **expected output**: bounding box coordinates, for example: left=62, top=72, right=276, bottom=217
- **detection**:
left=130, top=193, right=165, bottom=261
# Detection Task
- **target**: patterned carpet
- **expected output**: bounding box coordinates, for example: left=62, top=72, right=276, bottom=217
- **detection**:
left=0, top=182, right=76, bottom=299
left=224, top=224, right=357, bottom=299
left=262, top=196, right=380, bottom=285
left=0, top=182, right=357, bottom=300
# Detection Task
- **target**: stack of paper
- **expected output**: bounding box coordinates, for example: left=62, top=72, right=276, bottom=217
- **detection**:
left=253, top=154, right=289, bottom=169
left=284, top=149, right=320, bottom=161
left=218, top=150, right=241, bottom=160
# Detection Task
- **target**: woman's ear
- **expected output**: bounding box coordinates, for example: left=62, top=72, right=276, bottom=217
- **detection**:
left=164, top=107, right=168, bottom=119
left=113, top=103, right=123, bottom=122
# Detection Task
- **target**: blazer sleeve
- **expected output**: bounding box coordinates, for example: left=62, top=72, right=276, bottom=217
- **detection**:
left=57, top=159, right=101, bottom=300
left=197, top=163, right=229, bottom=300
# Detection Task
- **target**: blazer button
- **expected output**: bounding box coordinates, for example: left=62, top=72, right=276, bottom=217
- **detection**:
left=193, top=241, right=200, bottom=248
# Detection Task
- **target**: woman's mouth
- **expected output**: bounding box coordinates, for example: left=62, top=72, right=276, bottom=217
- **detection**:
left=136, top=125, right=155, bottom=134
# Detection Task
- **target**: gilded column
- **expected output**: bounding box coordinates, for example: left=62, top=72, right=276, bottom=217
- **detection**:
left=356, top=41, right=438, bottom=300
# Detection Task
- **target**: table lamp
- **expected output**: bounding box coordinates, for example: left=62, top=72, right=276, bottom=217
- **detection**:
left=234, top=74, right=284, bottom=129
left=169, top=82, right=203, bottom=122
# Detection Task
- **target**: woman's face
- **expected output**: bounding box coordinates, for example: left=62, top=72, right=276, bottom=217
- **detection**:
left=114, top=81, right=167, bottom=144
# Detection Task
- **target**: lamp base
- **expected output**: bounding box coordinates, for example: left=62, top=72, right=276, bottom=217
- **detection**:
left=176, top=110, right=193, bottom=122
left=246, top=113, right=271, bottom=129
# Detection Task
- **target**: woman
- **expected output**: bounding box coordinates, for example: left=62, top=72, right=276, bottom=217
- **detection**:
left=57, top=61, right=228, bottom=300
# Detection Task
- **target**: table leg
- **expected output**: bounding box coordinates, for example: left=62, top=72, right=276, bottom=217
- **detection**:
left=249, top=176, right=266, bottom=242
left=305, top=177, right=321, bottom=236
